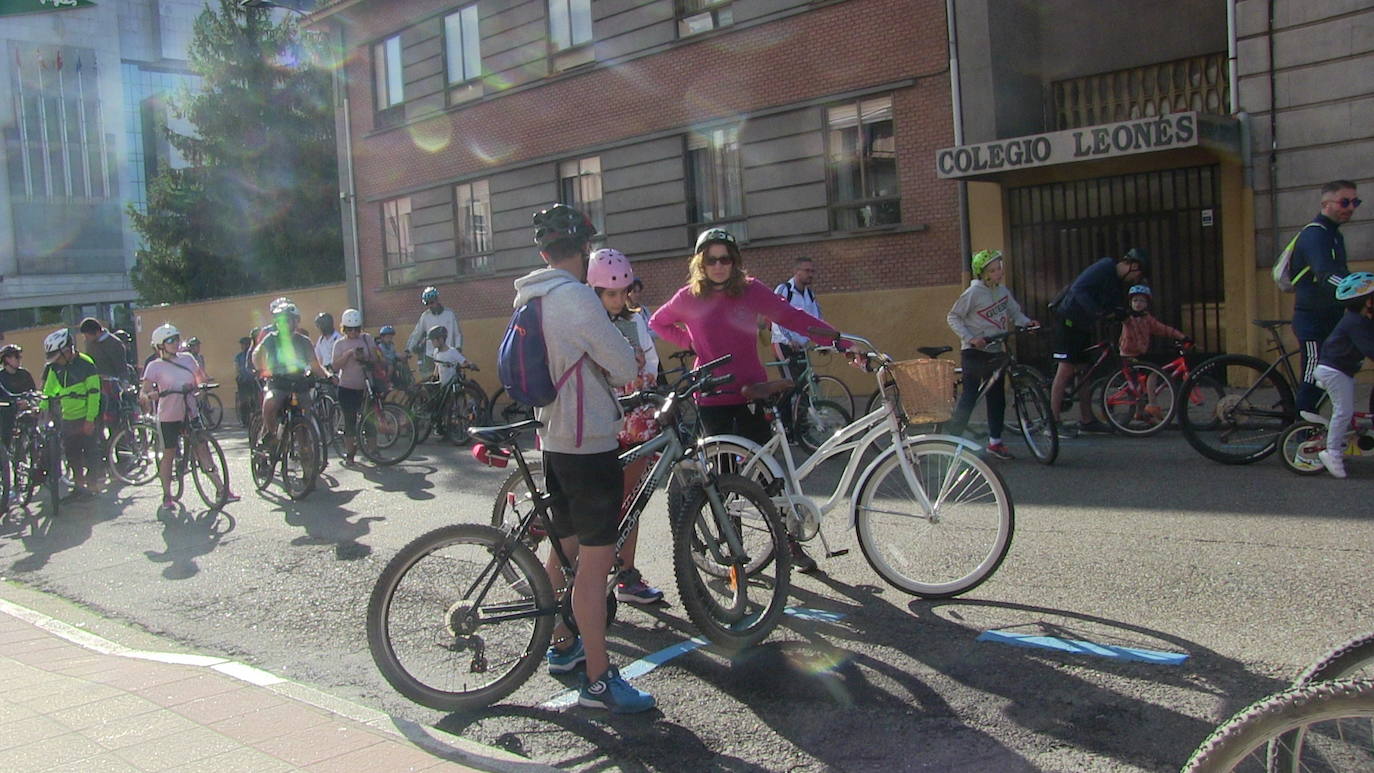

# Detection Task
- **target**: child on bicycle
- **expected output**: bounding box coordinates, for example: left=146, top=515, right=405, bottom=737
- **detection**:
left=1118, top=285, right=1190, bottom=424
left=946, top=249, right=1037, bottom=460
left=427, top=325, right=469, bottom=386
left=588, top=248, right=664, bottom=605
left=1310, top=272, right=1374, bottom=479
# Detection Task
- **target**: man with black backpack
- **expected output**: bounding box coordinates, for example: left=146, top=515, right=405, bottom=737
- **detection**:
left=770, top=257, right=821, bottom=377
left=1290, top=180, right=1357, bottom=415
left=508, top=204, right=648, bottom=713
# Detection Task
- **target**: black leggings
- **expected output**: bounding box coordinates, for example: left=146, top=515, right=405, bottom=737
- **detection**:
left=338, top=386, right=364, bottom=436
left=697, top=402, right=771, bottom=445
left=945, top=348, right=1007, bottom=440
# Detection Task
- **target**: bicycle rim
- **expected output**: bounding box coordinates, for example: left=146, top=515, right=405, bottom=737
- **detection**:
left=366, top=524, right=555, bottom=712
left=795, top=398, right=850, bottom=453
left=856, top=439, right=1014, bottom=598
left=190, top=433, right=229, bottom=510
left=361, top=404, right=417, bottom=466
left=108, top=423, right=158, bottom=485
left=1279, top=421, right=1326, bottom=476
left=1183, top=679, right=1374, bottom=773
left=1013, top=373, right=1058, bottom=464
left=672, top=475, right=790, bottom=652
left=814, top=374, right=856, bottom=417
left=445, top=385, right=486, bottom=447
left=1180, top=355, right=1294, bottom=464
left=1102, top=363, right=1176, bottom=437
left=283, top=420, right=319, bottom=500
left=689, top=441, right=781, bottom=577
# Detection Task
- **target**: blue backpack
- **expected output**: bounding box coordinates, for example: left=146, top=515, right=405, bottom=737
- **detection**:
left=497, top=297, right=584, bottom=409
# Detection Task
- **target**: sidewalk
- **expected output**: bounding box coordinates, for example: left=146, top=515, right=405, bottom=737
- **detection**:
left=0, top=601, right=540, bottom=772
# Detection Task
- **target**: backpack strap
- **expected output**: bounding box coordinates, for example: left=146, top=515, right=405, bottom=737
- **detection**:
left=1291, top=221, right=1329, bottom=284
left=553, top=353, right=590, bottom=447
left=776, top=282, right=794, bottom=303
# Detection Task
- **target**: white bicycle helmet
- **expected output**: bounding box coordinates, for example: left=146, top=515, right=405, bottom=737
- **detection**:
left=43, top=328, right=73, bottom=362
left=151, top=322, right=181, bottom=348
left=340, top=308, right=363, bottom=328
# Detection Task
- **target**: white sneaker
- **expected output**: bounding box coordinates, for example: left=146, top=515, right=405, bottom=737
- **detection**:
left=1299, top=411, right=1327, bottom=425
left=1318, top=450, right=1347, bottom=479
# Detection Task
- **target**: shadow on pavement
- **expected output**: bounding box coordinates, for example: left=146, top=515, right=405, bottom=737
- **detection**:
left=143, top=506, right=236, bottom=580
left=6, top=493, right=118, bottom=573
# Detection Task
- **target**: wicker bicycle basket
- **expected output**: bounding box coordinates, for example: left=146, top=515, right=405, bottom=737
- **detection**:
left=888, top=358, right=956, bottom=423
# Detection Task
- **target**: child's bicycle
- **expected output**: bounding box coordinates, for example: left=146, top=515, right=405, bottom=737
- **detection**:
left=1278, top=410, right=1374, bottom=476
left=366, top=354, right=790, bottom=712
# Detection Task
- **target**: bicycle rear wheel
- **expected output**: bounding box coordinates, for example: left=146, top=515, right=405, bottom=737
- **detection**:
left=360, top=404, right=418, bottom=466
left=444, top=383, right=488, bottom=447
left=1101, top=362, right=1177, bottom=437
left=794, top=397, right=850, bottom=453
left=1179, top=355, right=1295, bottom=464
left=108, top=422, right=158, bottom=485
left=490, top=387, right=536, bottom=425
left=672, top=475, right=789, bottom=652
left=367, top=523, right=555, bottom=712
left=813, top=375, right=855, bottom=417
left=1012, top=367, right=1058, bottom=464
left=201, top=393, right=224, bottom=430
left=490, top=459, right=547, bottom=552
left=1175, top=373, right=1226, bottom=431
left=189, top=432, right=230, bottom=509
left=1299, top=631, right=1374, bottom=685
left=1278, top=421, right=1326, bottom=476
left=1182, top=679, right=1374, bottom=773
left=855, top=438, right=1014, bottom=597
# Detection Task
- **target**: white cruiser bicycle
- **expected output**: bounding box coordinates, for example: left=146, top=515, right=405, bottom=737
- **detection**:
left=693, top=331, right=1014, bottom=598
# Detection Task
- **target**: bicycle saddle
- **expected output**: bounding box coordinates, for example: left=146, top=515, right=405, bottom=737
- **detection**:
left=918, top=345, right=953, bottom=359
left=1252, top=319, right=1292, bottom=329
left=469, top=419, right=542, bottom=448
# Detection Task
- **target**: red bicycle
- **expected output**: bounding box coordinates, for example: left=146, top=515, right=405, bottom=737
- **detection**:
left=1131, top=340, right=1226, bottom=436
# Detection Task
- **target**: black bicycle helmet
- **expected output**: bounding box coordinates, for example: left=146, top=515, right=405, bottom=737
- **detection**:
left=0, top=344, right=21, bottom=359
left=533, top=204, right=597, bottom=249
left=315, top=311, right=334, bottom=327
left=1124, top=247, right=1150, bottom=276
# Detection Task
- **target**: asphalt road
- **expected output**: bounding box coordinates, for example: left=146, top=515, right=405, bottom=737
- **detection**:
left=1, top=422, right=1370, bottom=772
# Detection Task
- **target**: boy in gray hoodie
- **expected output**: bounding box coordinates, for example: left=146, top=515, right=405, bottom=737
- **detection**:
left=514, top=204, right=650, bottom=713
left=945, top=249, right=1037, bottom=459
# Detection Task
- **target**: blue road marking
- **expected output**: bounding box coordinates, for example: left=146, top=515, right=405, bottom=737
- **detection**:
left=539, top=607, right=846, bottom=707
left=976, top=630, right=1188, bottom=665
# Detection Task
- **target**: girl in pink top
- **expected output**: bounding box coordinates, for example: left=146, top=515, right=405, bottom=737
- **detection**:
left=649, top=228, right=840, bottom=572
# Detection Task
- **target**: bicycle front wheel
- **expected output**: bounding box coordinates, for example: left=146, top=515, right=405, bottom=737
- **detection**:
left=189, top=432, right=230, bottom=509
left=108, top=422, right=158, bottom=485
left=855, top=438, right=1014, bottom=597
left=672, top=474, right=789, bottom=652
left=1011, top=367, right=1058, bottom=465
left=794, top=398, right=851, bottom=453
left=1183, top=679, right=1374, bottom=773
left=283, top=419, right=319, bottom=501
left=202, top=393, right=224, bottom=430
left=1101, top=362, right=1177, bottom=437
left=45, top=437, right=63, bottom=516
left=366, top=523, right=555, bottom=712
left=1278, top=421, right=1326, bottom=476
left=444, top=383, right=488, bottom=447
left=1299, top=631, right=1374, bottom=685
left=813, top=374, right=855, bottom=417
left=360, top=404, right=418, bottom=466
left=490, top=387, right=536, bottom=425
left=1179, top=355, right=1295, bottom=464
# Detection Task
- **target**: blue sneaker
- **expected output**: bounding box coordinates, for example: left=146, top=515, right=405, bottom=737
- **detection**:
left=578, top=666, right=655, bottom=713
left=546, top=637, right=586, bottom=675
left=614, top=569, right=664, bottom=604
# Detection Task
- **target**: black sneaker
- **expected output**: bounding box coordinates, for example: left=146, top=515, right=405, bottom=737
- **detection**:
left=1078, top=419, right=1112, bottom=434
left=789, top=539, right=818, bottom=574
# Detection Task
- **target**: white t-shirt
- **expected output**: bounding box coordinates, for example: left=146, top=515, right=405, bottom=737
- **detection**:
left=315, top=331, right=342, bottom=369
left=432, top=347, right=467, bottom=385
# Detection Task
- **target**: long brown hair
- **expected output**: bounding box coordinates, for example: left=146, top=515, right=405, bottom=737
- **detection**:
left=688, top=243, right=748, bottom=298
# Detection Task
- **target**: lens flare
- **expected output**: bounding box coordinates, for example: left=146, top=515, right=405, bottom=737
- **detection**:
left=408, top=119, right=452, bottom=154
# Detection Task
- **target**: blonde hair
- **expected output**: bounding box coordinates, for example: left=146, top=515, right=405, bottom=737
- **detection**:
left=687, top=243, right=748, bottom=298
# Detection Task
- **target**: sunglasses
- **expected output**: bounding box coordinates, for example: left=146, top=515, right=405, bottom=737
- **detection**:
left=1326, top=197, right=1363, bottom=209
left=704, top=255, right=735, bottom=266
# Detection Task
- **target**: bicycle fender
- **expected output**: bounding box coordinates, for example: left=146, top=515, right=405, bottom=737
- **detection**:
left=850, top=433, right=984, bottom=528
left=695, top=433, right=786, bottom=481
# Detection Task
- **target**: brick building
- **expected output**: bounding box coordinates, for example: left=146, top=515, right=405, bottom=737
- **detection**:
left=306, top=0, right=962, bottom=380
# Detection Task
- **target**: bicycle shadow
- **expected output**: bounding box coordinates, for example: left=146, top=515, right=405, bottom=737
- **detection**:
left=358, top=462, right=438, bottom=500
left=268, top=487, right=382, bottom=561
left=143, top=506, right=236, bottom=580
left=6, top=493, right=117, bottom=573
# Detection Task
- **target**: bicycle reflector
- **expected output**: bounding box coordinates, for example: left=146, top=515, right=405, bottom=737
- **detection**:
left=472, top=444, right=509, bottom=468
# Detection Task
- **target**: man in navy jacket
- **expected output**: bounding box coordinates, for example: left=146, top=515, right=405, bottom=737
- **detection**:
left=1292, top=180, right=1358, bottom=414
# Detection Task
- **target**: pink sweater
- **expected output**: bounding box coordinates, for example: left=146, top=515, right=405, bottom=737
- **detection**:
left=1119, top=313, right=1184, bottom=358
left=650, top=278, right=837, bottom=406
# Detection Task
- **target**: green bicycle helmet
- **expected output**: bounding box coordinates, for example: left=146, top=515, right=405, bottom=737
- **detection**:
left=970, top=249, right=1003, bottom=278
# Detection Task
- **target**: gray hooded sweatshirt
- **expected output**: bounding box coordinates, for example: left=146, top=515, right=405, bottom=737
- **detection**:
left=512, top=267, right=638, bottom=454
left=946, top=280, right=1032, bottom=353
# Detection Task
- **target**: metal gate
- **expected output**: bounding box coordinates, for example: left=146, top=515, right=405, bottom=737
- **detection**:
left=1006, top=165, right=1224, bottom=367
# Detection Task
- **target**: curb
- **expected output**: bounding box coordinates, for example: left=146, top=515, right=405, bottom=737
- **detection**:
left=0, top=596, right=555, bottom=773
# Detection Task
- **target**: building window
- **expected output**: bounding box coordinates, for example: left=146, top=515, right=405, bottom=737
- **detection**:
left=686, top=126, right=746, bottom=241
left=827, top=96, right=900, bottom=231
left=373, top=35, right=403, bottom=125
left=444, top=6, right=482, bottom=84
left=455, top=179, right=492, bottom=274
left=548, top=0, right=593, bottom=51
left=678, top=0, right=732, bottom=37
left=382, top=197, right=414, bottom=284
left=559, top=156, right=604, bottom=237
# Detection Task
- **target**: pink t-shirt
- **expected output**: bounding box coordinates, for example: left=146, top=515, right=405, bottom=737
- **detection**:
left=332, top=334, right=375, bottom=390
left=649, top=278, right=837, bottom=406
left=142, top=353, right=204, bottom=422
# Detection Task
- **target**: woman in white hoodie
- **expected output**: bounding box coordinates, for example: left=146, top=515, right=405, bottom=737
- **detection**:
left=945, top=249, right=1037, bottom=460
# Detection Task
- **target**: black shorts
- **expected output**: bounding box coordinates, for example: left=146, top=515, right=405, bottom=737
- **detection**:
left=265, top=376, right=312, bottom=404
left=543, top=449, right=622, bottom=547
left=1052, top=317, right=1093, bottom=364
left=160, top=421, right=184, bottom=450
left=337, top=386, right=364, bottom=433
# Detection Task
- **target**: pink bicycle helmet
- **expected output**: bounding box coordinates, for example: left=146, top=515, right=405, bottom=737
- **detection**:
left=587, top=248, right=635, bottom=289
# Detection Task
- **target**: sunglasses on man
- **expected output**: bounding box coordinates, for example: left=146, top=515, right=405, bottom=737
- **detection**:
left=1326, top=197, right=1362, bottom=209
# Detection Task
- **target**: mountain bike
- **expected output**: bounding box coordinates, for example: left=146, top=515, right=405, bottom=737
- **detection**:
left=692, top=331, right=1015, bottom=597
left=9, top=392, right=66, bottom=515
left=1178, top=320, right=1310, bottom=464
left=1148, top=340, right=1225, bottom=432
left=368, top=355, right=789, bottom=712
left=249, top=381, right=321, bottom=501
left=331, top=376, right=418, bottom=466
left=1184, top=631, right=1374, bottom=772
left=1278, top=409, right=1374, bottom=475
left=196, top=389, right=224, bottom=430
left=405, top=365, right=489, bottom=445
left=152, top=384, right=233, bottom=510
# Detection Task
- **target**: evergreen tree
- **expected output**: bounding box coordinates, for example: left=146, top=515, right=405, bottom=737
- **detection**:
left=130, top=0, right=342, bottom=303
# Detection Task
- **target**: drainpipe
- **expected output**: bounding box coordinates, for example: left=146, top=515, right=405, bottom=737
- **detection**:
left=1227, top=0, right=1239, bottom=114
left=331, top=21, right=363, bottom=313
left=946, top=0, right=970, bottom=273
left=1266, top=0, right=1280, bottom=355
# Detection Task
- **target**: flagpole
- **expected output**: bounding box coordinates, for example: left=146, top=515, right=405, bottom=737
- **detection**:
left=57, top=50, right=72, bottom=197
left=76, top=56, right=91, bottom=198
left=14, top=49, right=33, bottom=197
left=34, top=50, right=52, bottom=197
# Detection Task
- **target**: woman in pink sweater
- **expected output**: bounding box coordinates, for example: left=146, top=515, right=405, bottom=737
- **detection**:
left=650, top=228, right=840, bottom=571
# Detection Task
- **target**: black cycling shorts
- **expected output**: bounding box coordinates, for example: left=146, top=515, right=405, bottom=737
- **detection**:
left=159, top=421, right=184, bottom=450
left=1051, top=317, right=1093, bottom=364
left=543, top=449, right=622, bottom=547
left=337, top=386, right=363, bottom=435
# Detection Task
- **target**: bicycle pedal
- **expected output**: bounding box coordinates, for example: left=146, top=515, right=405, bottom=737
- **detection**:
left=825, top=549, right=849, bottom=559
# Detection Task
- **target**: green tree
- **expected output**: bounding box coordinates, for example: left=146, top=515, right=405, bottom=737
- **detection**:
left=130, top=0, right=342, bottom=303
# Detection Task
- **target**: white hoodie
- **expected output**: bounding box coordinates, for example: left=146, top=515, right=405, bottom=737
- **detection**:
left=512, top=267, right=637, bottom=454
left=946, top=280, right=1032, bottom=353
